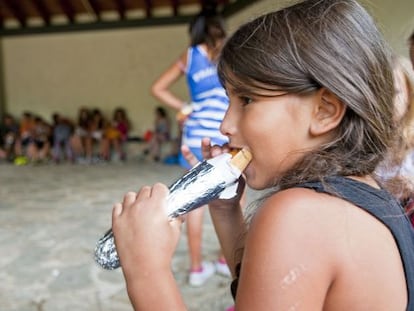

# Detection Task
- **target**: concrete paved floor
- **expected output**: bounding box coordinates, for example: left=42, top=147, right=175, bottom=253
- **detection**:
left=0, top=159, right=245, bottom=311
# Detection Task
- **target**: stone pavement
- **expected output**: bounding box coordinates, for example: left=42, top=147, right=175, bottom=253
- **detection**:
left=0, top=159, right=259, bottom=311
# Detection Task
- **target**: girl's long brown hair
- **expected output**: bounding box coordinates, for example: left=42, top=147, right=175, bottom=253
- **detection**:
left=218, top=0, right=395, bottom=190
left=217, top=0, right=396, bottom=266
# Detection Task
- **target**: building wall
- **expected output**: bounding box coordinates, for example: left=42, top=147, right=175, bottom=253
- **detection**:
left=2, top=0, right=414, bottom=137
left=2, top=26, right=190, bottom=137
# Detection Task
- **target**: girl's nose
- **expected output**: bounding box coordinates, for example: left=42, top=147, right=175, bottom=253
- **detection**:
left=220, top=105, right=237, bottom=138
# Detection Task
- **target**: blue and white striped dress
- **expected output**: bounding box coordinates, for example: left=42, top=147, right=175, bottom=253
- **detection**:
left=182, top=45, right=229, bottom=149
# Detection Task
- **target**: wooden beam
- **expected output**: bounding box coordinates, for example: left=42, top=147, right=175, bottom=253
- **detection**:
left=0, top=0, right=259, bottom=37
left=58, top=0, right=75, bottom=24
left=221, top=0, right=257, bottom=17
left=0, top=8, right=4, bottom=29
left=144, top=0, right=152, bottom=18
left=114, top=0, right=126, bottom=20
left=3, top=0, right=26, bottom=27
left=0, top=38, right=5, bottom=122
left=200, top=0, right=218, bottom=14
left=32, top=0, right=51, bottom=26
left=0, top=14, right=194, bottom=36
left=171, top=0, right=179, bottom=17
left=87, top=0, right=101, bottom=21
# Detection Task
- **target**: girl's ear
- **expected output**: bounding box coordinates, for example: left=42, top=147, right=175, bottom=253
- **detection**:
left=310, top=88, right=346, bottom=136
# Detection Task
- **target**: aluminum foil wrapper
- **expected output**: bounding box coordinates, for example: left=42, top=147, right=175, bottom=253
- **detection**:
left=94, top=153, right=241, bottom=270
left=94, top=229, right=119, bottom=270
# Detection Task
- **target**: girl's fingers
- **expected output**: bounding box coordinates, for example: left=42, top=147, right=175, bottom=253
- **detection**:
left=112, top=202, right=123, bottom=217
left=122, top=191, right=138, bottom=207
left=184, top=138, right=230, bottom=164
left=181, top=144, right=199, bottom=167
left=136, top=186, right=152, bottom=201
left=220, top=143, right=231, bottom=154
left=201, top=137, right=212, bottom=159
left=151, top=183, right=169, bottom=205
left=210, top=144, right=227, bottom=157
left=151, top=183, right=169, bottom=197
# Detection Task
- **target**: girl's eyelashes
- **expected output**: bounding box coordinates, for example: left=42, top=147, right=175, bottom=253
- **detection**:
left=240, top=95, right=253, bottom=106
left=225, top=87, right=256, bottom=106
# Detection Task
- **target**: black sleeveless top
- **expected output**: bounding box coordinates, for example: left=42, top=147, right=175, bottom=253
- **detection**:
left=230, top=176, right=414, bottom=310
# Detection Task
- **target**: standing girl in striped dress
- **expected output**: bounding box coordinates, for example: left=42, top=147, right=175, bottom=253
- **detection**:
left=151, top=11, right=231, bottom=287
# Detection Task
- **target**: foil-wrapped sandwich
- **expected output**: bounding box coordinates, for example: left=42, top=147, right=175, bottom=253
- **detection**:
left=94, top=148, right=252, bottom=270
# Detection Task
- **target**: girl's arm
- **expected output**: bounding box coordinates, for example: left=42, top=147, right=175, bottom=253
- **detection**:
left=112, top=184, right=186, bottom=310
left=208, top=193, right=246, bottom=277
left=151, top=52, right=188, bottom=111
left=180, top=139, right=247, bottom=276
left=124, top=267, right=186, bottom=310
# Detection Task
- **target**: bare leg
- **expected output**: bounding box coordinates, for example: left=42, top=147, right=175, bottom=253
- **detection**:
left=26, top=143, right=38, bottom=161
left=186, top=205, right=205, bottom=270
left=113, top=139, right=122, bottom=159
left=70, top=135, right=81, bottom=158
left=64, top=139, right=73, bottom=162
left=0, top=148, right=6, bottom=159
left=85, top=137, right=93, bottom=159
left=14, top=139, right=22, bottom=156
left=101, top=138, right=110, bottom=160
left=39, top=142, right=50, bottom=160
left=149, top=136, right=162, bottom=161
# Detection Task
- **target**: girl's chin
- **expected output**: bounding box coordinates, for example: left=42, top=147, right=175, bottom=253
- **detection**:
left=244, top=168, right=275, bottom=190
left=247, top=181, right=268, bottom=190
left=244, top=173, right=267, bottom=191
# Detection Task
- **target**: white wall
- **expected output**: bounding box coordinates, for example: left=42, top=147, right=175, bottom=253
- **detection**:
left=2, top=0, right=414, bottom=136
left=2, top=26, right=190, bottom=137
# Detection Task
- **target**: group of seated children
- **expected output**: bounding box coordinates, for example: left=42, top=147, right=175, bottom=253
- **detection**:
left=0, top=107, right=130, bottom=165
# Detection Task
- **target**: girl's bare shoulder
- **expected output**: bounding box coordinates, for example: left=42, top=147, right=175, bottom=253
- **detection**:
left=249, top=186, right=394, bottom=252
left=238, top=187, right=407, bottom=310
left=253, top=187, right=346, bottom=234
left=248, top=187, right=346, bottom=259
left=237, top=188, right=341, bottom=308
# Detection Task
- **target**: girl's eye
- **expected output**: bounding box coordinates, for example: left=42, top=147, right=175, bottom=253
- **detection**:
left=240, top=96, right=253, bottom=106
